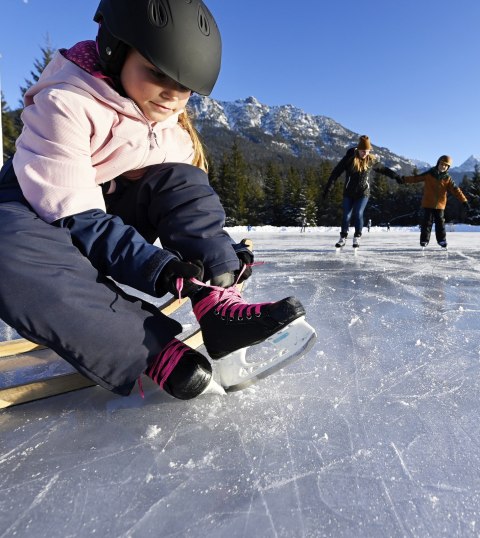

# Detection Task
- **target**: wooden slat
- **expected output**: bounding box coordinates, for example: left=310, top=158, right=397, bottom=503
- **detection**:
left=0, top=326, right=206, bottom=409
left=0, top=339, right=44, bottom=358
left=0, top=373, right=96, bottom=409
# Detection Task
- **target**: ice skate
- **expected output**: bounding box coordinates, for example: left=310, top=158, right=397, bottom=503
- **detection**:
left=352, top=236, right=360, bottom=249
left=335, top=236, right=346, bottom=249
left=191, top=284, right=316, bottom=391
left=438, top=240, right=448, bottom=250
left=145, top=338, right=225, bottom=399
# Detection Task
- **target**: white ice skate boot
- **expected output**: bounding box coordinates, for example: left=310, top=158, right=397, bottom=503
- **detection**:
left=335, top=236, right=346, bottom=248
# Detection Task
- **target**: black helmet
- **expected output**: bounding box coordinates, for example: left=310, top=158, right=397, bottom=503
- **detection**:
left=94, top=0, right=222, bottom=95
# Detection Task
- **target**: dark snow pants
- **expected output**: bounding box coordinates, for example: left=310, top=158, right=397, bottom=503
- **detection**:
left=103, top=164, right=239, bottom=281
left=420, top=208, right=446, bottom=244
left=0, top=163, right=238, bottom=395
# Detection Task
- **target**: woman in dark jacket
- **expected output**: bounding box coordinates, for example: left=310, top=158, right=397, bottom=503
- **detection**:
left=323, top=135, right=400, bottom=248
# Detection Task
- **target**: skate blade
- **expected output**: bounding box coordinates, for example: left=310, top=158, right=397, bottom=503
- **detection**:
left=215, top=317, right=317, bottom=392
left=199, top=377, right=226, bottom=396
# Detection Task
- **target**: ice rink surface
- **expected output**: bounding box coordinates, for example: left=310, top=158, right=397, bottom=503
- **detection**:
left=1, top=228, right=480, bottom=538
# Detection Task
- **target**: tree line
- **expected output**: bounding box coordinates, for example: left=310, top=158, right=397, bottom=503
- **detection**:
left=2, top=42, right=479, bottom=227
left=207, top=141, right=480, bottom=227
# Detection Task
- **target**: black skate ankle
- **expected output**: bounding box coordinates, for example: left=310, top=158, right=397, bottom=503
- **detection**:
left=192, top=286, right=306, bottom=360
left=145, top=339, right=212, bottom=400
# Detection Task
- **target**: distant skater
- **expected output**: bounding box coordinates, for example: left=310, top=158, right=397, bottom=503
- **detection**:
left=323, top=135, right=400, bottom=249
left=398, top=155, right=469, bottom=249
left=300, top=217, right=307, bottom=233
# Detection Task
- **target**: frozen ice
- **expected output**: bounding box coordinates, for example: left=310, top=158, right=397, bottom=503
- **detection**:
left=1, top=226, right=480, bottom=537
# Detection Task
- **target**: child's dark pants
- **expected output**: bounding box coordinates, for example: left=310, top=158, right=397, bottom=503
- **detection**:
left=0, top=163, right=238, bottom=394
left=421, top=208, right=446, bottom=245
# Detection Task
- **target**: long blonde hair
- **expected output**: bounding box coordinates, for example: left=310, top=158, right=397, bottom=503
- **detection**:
left=352, top=151, right=377, bottom=173
left=178, top=108, right=208, bottom=173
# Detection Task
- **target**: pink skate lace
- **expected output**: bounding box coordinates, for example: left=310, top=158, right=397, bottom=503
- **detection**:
left=192, top=282, right=271, bottom=321
left=174, top=261, right=262, bottom=303
left=144, top=339, right=188, bottom=389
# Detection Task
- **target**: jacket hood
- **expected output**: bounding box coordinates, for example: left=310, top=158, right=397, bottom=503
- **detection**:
left=24, top=43, right=182, bottom=131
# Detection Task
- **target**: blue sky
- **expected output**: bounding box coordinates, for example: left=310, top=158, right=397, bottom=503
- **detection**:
left=1, top=0, right=479, bottom=166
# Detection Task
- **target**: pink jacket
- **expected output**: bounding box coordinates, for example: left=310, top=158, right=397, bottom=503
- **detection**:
left=13, top=44, right=194, bottom=223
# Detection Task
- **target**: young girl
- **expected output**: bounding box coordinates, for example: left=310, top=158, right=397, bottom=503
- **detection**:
left=398, top=155, right=469, bottom=249
left=0, top=0, right=313, bottom=400
left=323, top=135, right=400, bottom=248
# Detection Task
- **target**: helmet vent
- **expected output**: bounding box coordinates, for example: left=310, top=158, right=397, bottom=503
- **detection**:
left=148, top=0, right=169, bottom=28
left=197, top=6, right=211, bottom=36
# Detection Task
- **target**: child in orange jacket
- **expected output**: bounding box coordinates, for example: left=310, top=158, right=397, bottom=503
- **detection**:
left=399, top=155, right=469, bottom=249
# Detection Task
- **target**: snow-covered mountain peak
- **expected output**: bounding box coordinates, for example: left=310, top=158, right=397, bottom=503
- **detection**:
left=454, top=155, right=480, bottom=173
left=188, top=95, right=427, bottom=171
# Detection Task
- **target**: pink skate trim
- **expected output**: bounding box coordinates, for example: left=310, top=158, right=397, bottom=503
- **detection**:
left=145, top=339, right=187, bottom=389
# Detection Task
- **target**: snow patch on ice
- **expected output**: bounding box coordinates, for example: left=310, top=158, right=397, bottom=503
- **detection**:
left=145, top=425, right=162, bottom=439
left=349, top=316, right=360, bottom=327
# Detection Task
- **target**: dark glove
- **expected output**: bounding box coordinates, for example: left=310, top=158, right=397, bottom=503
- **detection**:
left=380, top=167, right=400, bottom=181
left=156, top=259, right=204, bottom=298
left=322, top=186, right=330, bottom=200
left=233, top=240, right=254, bottom=284
left=396, top=176, right=405, bottom=185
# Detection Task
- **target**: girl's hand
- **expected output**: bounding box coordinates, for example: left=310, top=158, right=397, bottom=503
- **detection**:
left=156, top=259, right=204, bottom=298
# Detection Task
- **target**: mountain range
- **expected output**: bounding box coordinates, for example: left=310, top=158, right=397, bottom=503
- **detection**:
left=188, top=95, right=479, bottom=178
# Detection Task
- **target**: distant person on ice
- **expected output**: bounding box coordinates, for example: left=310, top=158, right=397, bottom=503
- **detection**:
left=398, top=155, right=469, bottom=249
left=322, top=135, right=400, bottom=248
left=0, top=0, right=314, bottom=401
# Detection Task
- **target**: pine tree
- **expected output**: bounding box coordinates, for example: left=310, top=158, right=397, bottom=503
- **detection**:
left=282, top=167, right=302, bottom=225
left=216, top=155, right=238, bottom=225
left=467, top=165, right=480, bottom=224
left=229, top=141, right=249, bottom=224
left=263, top=162, right=284, bottom=225
left=302, top=167, right=319, bottom=226
left=215, top=141, right=250, bottom=225
left=1, top=93, right=19, bottom=161
left=317, top=164, right=342, bottom=227
left=19, top=37, right=56, bottom=104
left=241, top=167, right=264, bottom=225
